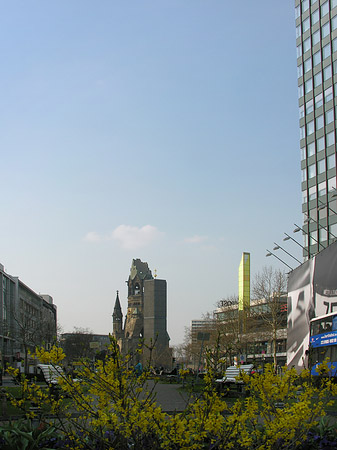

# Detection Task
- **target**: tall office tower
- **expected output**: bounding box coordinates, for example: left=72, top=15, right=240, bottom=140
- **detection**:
left=296, top=0, right=337, bottom=258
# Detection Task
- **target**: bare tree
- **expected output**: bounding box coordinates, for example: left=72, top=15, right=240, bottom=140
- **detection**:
left=186, top=299, right=251, bottom=375
left=172, top=343, right=188, bottom=366
left=61, top=328, right=95, bottom=363
left=13, top=312, right=57, bottom=373
left=251, top=266, right=288, bottom=369
left=211, top=295, right=256, bottom=368
left=182, top=326, right=199, bottom=370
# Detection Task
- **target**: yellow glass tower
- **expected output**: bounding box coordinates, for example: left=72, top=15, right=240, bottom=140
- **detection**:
left=238, top=252, right=250, bottom=311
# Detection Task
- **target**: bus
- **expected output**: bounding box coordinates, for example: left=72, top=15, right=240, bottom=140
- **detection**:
left=309, top=312, right=337, bottom=377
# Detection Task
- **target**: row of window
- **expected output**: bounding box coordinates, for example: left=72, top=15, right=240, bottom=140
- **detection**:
left=298, top=41, right=337, bottom=75
left=299, top=86, right=333, bottom=120
left=298, top=55, right=337, bottom=92
left=297, top=29, right=335, bottom=59
left=297, top=17, right=333, bottom=45
left=296, top=0, right=337, bottom=22
left=298, top=72, right=329, bottom=98
left=300, top=110, right=336, bottom=139
left=19, top=299, right=41, bottom=317
left=299, top=47, right=336, bottom=77
left=303, top=177, right=334, bottom=200
left=301, top=133, right=335, bottom=162
left=302, top=156, right=336, bottom=182
left=246, top=340, right=286, bottom=355
left=304, top=224, right=337, bottom=245
left=302, top=177, right=337, bottom=202
left=302, top=108, right=335, bottom=136
left=300, top=65, right=333, bottom=95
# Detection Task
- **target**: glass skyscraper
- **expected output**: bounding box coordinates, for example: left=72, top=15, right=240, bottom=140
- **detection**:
left=296, top=0, right=337, bottom=258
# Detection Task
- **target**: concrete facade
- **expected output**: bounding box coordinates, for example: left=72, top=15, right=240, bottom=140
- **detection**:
left=0, top=263, right=57, bottom=370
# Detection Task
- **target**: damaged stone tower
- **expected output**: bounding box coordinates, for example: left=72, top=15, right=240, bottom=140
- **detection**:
left=112, top=259, right=171, bottom=368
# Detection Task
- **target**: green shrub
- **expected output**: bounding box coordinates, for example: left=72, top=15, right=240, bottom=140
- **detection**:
left=0, top=419, right=59, bottom=450
left=4, top=340, right=337, bottom=449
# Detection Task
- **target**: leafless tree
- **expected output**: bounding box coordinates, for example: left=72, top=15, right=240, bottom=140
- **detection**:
left=61, top=327, right=95, bottom=363
left=172, top=343, right=187, bottom=365
left=13, top=312, right=58, bottom=373
left=186, top=299, right=251, bottom=374
left=251, top=266, right=288, bottom=369
left=180, top=326, right=197, bottom=369
left=210, top=295, right=255, bottom=368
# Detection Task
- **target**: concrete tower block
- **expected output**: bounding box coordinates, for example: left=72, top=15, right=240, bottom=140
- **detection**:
left=143, top=279, right=171, bottom=368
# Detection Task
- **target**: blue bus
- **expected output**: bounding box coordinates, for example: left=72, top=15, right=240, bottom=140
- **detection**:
left=309, top=312, right=337, bottom=377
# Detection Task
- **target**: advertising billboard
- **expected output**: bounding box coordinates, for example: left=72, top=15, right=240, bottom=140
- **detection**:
left=287, top=240, right=337, bottom=371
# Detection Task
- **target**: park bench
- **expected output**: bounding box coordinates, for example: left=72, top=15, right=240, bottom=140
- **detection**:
left=37, top=364, right=64, bottom=384
left=37, top=364, right=66, bottom=400
left=215, top=364, right=254, bottom=396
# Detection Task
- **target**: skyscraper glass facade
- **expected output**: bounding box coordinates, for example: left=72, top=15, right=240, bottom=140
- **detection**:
left=296, top=0, right=337, bottom=258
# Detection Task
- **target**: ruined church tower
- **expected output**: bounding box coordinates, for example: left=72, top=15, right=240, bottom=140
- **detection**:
left=112, top=259, right=171, bottom=368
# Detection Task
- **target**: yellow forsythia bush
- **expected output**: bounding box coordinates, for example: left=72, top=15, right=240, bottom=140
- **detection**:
left=5, top=339, right=337, bottom=450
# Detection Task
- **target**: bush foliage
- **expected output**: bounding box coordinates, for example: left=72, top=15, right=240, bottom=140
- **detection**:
left=2, top=338, right=337, bottom=449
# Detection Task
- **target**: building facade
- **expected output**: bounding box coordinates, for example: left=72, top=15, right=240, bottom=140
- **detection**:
left=214, top=298, right=288, bottom=367
left=189, top=251, right=287, bottom=371
left=296, top=0, right=337, bottom=257
left=0, top=263, right=57, bottom=370
left=188, top=297, right=287, bottom=372
left=112, top=259, right=171, bottom=369
left=60, top=333, right=110, bottom=364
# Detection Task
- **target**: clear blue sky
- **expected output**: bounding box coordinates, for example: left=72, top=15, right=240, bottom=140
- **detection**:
left=0, top=1, right=301, bottom=346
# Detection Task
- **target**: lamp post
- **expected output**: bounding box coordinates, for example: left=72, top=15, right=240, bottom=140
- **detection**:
left=266, top=250, right=293, bottom=271
left=304, top=213, right=337, bottom=239
left=294, top=223, right=325, bottom=250
left=330, top=187, right=337, bottom=199
left=329, top=188, right=337, bottom=199
left=318, top=199, right=337, bottom=215
left=283, top=232, right=309, bottom=258
left=273, top=242, right=301, bottom=265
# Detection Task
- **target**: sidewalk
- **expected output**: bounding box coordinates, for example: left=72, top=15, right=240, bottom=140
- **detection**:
left=142, top=380, right=197, bottom=413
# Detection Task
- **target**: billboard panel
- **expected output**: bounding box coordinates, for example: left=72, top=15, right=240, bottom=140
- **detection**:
left=287, top=240, right=337, bottom=372
left=313, top=243, right=337, bottom=316
left=287, top=257, right=315, bottom=371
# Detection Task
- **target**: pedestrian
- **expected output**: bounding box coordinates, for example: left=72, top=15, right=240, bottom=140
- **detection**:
left=135, top=362, right=143, bottom=377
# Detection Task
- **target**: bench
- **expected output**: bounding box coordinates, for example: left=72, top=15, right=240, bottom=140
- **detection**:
left=215, top=364, right=254, bottom=396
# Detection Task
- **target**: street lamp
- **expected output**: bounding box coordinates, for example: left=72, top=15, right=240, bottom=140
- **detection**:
left=294, top=223, right=325, bottom=250
left=329, top=186, right=337, bottom=198
left=318, top=199, right=337, bottom=215
left=284, top=232, right=310, bottom=259
left=304, top=213, right=337, bottom=239
left=272, top=242, right=301, bottom=265
left=283, top=232, right=307, bottom=251
left=266, top=250, right=293, bottom=271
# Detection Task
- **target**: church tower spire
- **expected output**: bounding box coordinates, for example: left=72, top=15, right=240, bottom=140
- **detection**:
left=112, top=290, right=123, bottom=334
